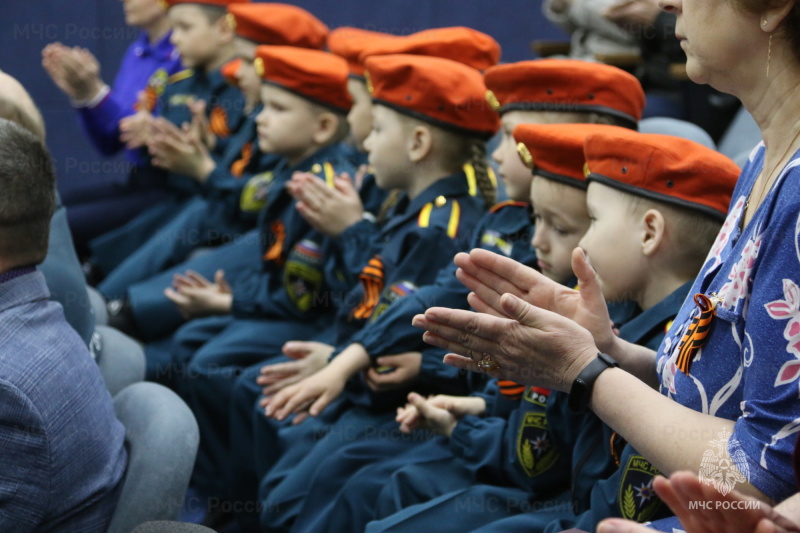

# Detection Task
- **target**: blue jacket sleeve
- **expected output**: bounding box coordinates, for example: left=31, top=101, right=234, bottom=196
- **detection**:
left=334, top=225, right=466, bottom=348
left=449, top=415, right=513, bottom=487
left=350, top=262, right=469, bottom=359
left=450, top=388, right=572, bottom=493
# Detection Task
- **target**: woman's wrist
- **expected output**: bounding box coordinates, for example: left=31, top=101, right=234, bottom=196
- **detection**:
left=562, top=343, right=603, bottom=392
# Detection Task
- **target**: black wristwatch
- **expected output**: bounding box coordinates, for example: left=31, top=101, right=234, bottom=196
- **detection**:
left=568, top=352, right=619, bottom=414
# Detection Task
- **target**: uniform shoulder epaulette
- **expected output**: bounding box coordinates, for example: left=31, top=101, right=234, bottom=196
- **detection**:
left=308, top=161, right=337, bottom=188
left=463, top=163, right=498, bottom=198
left=168, top=69, right=194, bottom=84
left=418, top=195, right=462, bottom=238
left=490, top=200, right=528, bottom=213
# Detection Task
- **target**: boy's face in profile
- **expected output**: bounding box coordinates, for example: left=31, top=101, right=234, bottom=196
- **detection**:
left=529, top=177, right=590, bottom=283
left=168, top=4, right=223, bottom=69
left=346, top=78, right=372, bottom=151
left=492, top=111, right=535, bottom=202
left=256, top=84, right=318, bottom=159
left=580, top=182, right=644, bottom=302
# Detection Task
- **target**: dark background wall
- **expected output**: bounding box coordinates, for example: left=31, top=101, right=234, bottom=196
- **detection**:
left=1, top=0, right=565, bottom=195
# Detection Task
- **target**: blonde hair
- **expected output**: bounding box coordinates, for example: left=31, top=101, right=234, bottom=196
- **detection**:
left=431, top=126, right=495, bottom=207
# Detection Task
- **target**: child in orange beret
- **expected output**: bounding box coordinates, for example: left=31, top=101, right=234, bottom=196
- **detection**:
left=581, top=128, right=739, bottom=311
left=287, top=25, right=505, bottom=270
left=227, top=3, right=328, bottom=113
left=328, top=27, right=400, bottom=150
left=304, top=25, right=501, bottom=195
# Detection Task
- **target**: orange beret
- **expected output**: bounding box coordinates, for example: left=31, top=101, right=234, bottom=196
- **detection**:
left=254, top=46, right=351, bottom=113
left=164, top=0, right=248, bottom=9
left=584, top=129, right=740, bottom=221
left=364, top=54, right=499, bottom=140
left=512, top=123, right=624, bottom=189
left=221, top=58, right=241, bottom=85
left=328, top=27, right=401, bottom=77
left=227, top=3, right=328, bottom=49
left=359, top=27, right=501, bottom=71
left=484, top=59, right=645, bottom=126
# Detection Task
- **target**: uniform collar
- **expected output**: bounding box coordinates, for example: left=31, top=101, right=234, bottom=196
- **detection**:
left=133, top=30, right=176, bottom=61
left=280, top=143, right=342, bottom=175
left=618, top=280, right=694, bottom=344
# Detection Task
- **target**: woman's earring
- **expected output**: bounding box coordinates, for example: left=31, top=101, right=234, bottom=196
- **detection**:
left=767, top=33, right=773, bottom=78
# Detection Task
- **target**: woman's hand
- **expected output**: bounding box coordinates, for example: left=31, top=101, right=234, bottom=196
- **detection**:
left=413, top=291, right=598, bottom=390
left=256, top=341, right=333, bottom=398
left=454, top=248, right=619, bottom=354
left=164, top=269, right=233, bottom=318
left=597, top=472, right=800, bottom=533
left=287, top=171, right=364, bottom=237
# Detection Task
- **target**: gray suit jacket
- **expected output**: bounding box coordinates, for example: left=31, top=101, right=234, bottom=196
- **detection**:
left=0, top=271, right=126, bottom=531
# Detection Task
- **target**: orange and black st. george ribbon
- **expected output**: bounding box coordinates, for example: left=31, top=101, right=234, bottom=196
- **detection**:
left=609, top=431, right=627, bottom=467
left=352, top=256, right=384, bottom=320
left=231, top=142, right=253, bottom=178
left=209, top=106, right=232, bottom=138
left=263, top=221, right=286, bottom=266
left=675, top=293, right=717, bottom=376
left=498, top=380, right=526, bottom=400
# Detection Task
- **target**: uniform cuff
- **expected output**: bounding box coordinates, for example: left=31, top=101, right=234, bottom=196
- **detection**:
left=70, top=84, right=111, bottom=109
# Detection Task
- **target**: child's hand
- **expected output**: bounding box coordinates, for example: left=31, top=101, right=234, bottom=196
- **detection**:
left=288, top=171, right=364, bottom=237
left=263, top=363, right=349, bottom=424
left=164, top=269, right=233, bottom=318
left=395, top=393, right=457, bottom=437
left=148, top=118, right=216, bottom=181
left=256, top=341, right=334, bottom=398
left=364, top=352, right=422, bottom=392
left=396, top=393, right=486, bottom=435
left=187, top=98, right=217, bottom=150
left=119, top=96, right=155, bottom=149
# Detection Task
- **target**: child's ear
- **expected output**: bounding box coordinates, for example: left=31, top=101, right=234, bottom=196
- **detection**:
left=407, top=125, right=432, bottom=163
left=216, top=13, right=235, bottom=44
left=312, top=111, right=339, bottom=145
left=641, top=209, right=666, bottom=256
